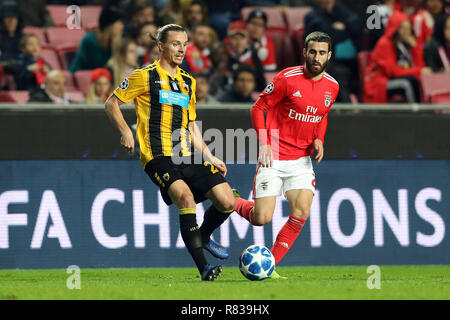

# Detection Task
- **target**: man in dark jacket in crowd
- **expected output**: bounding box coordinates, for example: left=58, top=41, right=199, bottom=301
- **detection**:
left=217, top=64, right=256, bottom=103
left=305, top=0, right=362, bottom=102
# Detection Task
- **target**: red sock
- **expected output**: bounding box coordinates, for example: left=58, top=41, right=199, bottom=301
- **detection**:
left=271, top=215, right=306, bottom=265
left=234, top=197, right=255, bottom=224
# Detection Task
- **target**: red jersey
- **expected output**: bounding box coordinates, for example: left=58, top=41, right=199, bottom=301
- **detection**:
left=251, top=65, right=339, bottom=160
left=225, top=33, right=277, bottom=71
left=184, top=43, right=211, bottom=73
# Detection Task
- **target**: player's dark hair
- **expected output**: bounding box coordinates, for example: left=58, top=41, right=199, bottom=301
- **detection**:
left=304, top=31, right=332, bottom=52
left=152, top=24, right=186, bottom=43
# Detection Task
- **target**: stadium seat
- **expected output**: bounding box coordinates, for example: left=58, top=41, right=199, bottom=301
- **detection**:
left=241, top=7, right=287, bottom=31
left=251, top=91, right=260, bottom=101
left=61, top=70, right=76, bottom=91
left=80, top=5, right=102, bottom=30
left=3, top=74, right=16, bottom=90
left=0, top=91, right=29, bottom=103
left=74, top=70, right=93, bottom=96
left=68, top=91, right=86, bottom=103
left=431, top=93, right=450, bottom=104
left=40, top=48, right=62, bottom=70
left=47, top=5, right=69, bottom=27
left=283, top=7, right=311, bottom=32
left=264, top=71, right=278, bottom=83
left=46, top=27, right=86, bottom=49
left=57, top=47, right=78, bottom=70
left=421, top=73, right=450, bottom=102
left=23, top=27, right=47, bottom=46
left=266, top=30, right=297, bottom=70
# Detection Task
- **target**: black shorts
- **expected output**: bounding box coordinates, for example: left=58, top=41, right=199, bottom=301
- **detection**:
left=144, top=156, right=227, bottom=205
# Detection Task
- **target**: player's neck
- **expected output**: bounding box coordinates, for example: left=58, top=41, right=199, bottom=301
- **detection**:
left=158, top=59, right=178, bottom=78
left=305, top=68, right=325, bottom=81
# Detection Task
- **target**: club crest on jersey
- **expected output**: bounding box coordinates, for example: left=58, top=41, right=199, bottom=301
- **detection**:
left=324, top=94, right=332, bottom=107
left=163, top=173, right=170, bottom=181
left=259, top=181, right=269, bottom=191
left=265, top=82, right=274, bottom=94
left=119, top=78, right=129, bottom=90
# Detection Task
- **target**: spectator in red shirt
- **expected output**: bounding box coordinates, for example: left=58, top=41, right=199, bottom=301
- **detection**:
left=363, top=11, right=432, bottom=103
left=245, top=9, right=277, bottom=71
left=226, top=20, right=266, bottom=91
left=412, top=0, right=445, bottom=48
left=181, top=24, right=212, bottom=73
left=367, top=0, right=402, bottom=49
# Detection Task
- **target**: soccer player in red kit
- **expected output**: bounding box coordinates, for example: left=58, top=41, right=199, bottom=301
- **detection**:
left=233, top=31, right=339, bottom=278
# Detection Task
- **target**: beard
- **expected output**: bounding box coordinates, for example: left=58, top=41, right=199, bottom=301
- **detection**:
left=305, top=58, right=328, bottom=77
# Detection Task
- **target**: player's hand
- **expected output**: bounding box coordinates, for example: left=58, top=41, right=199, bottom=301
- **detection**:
left=210, top=156, right=227, bottom=177
left=259, top=144, right=273, bottom=168
left=314, top=139, right=324, bottom=164
left=120, top=129, right=135, bottom=154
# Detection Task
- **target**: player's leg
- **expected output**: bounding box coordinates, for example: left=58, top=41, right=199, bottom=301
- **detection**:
left=200, top=182, right=235, bottom=241
left=271, top=189, right=313, bottom=265
left=145, top=157, right=220, bottom=280
left=167, top=181, right=208, bottom=271
left=234, top=164, right=282, bottom=226
left=183, top=160, right=233, bottom=259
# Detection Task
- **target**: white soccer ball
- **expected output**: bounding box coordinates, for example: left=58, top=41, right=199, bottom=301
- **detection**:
left=239, top=245, right=275, bottom=281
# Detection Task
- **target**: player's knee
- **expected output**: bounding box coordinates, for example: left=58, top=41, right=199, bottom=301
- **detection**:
left=177, top=191, right=196, bottom=208
left=217, top=195, right=235, bottom=213
left=252, top=209, right=272, bottom=226
left=291, top=208, right=310, bottom=220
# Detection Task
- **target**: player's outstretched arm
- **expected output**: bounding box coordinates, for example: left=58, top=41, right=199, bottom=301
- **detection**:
left=105, top=94, right=134, bottom=153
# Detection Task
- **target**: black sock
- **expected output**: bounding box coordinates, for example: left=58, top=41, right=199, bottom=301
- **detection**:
left=179, top=213, right=207, bottom=273
left=200, top=205, right=232, bottom=244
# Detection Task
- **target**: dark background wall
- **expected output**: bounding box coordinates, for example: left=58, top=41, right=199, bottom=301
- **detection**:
left=1, top=108, right=449, bottom=160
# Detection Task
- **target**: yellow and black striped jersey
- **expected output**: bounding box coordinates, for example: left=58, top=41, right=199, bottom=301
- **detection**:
left=113, top=60, right=197, bottom=167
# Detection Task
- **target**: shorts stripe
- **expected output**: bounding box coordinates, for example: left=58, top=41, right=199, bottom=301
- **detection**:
left=252, top=163, right=261, bottom=199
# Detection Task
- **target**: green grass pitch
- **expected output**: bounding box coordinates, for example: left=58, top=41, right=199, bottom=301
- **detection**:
left=0, top=265, right=449, bottom=300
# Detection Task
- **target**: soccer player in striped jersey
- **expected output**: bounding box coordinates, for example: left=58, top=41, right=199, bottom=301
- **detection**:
left=233, top=32, right=340, bottom=279
left=105, top=24, right=236, bottom=281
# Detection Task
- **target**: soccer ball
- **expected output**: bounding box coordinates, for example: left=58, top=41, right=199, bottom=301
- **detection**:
left=239, top=245, right=275, bottom=281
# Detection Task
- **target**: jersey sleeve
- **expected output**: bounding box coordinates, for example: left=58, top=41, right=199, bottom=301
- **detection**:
left=113, top=69, right=147, bottom=104
left=256, top=72, right=286, bottom=109
left=315, top=112, right=328, bottom=143
left=188, top=78, right=197, bottom=121
left=251, top=72, right=286, bottom=144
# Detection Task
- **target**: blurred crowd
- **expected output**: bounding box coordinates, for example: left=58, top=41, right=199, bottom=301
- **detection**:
left=0, top=0, right=449, bottom=105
